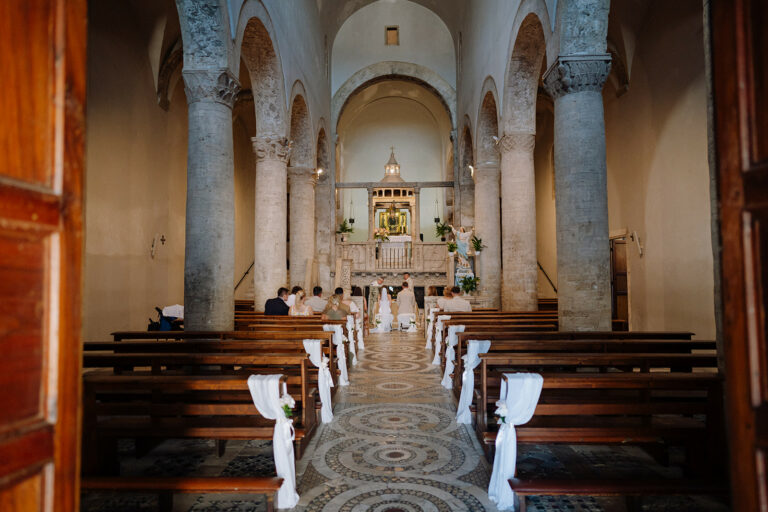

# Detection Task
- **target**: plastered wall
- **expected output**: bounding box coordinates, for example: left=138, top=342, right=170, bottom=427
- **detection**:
left=83, top=2, right=188, bottom=339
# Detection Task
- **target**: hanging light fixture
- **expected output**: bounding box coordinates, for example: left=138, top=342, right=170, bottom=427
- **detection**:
left=434, top=197, right=440, bottom=224
left=348, top=198, right=355, bottom=225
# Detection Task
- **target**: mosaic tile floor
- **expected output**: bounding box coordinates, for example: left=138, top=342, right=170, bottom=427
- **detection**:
left=82, top=330, right=731, bottom=511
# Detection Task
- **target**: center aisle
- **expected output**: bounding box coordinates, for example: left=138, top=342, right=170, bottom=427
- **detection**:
left=294, top=330, right=499, bottom=511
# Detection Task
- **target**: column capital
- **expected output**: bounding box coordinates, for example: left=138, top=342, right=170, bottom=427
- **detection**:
left=288, top=165, right=318, bottom=186
left=252, top=136, right=292, bottom=164
left=497, top=132, right=535, bottom=154
left=543, top=54, right=612, bottom=99
left=182, top=69, right=240, bottom=108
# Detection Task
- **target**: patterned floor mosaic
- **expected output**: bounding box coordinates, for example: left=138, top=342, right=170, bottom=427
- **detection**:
left=82, top=330, right=731, bottom=511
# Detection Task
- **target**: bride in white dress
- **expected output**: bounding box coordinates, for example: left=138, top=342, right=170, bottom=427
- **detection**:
left=376, top=287, right=394, bottom=332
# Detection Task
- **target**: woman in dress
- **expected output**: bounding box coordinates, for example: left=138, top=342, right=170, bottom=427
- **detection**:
left=322, top=295, right=346, bottom=320
left=289, top=290, right=313, bottom=316
left=377, top=287, right=393, bottom=332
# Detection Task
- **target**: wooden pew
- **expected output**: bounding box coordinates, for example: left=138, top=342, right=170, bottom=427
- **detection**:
left=426, top=311, right=558, bottom=346
left=82, top=353, right=316, bottom=459
left=81, top=476, right=282, bottom=512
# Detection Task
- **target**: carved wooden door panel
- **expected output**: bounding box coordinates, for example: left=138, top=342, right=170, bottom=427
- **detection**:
left=0, top=1, right=86, bottom=511
left=712, top=0, right=768, bottom=509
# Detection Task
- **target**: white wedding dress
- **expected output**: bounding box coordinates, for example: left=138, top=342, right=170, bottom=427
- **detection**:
left=375, top=288, right=394, bottom=332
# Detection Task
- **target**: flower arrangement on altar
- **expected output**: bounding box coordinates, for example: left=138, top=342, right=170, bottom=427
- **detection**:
left=373, top=228, right=390, bottom=242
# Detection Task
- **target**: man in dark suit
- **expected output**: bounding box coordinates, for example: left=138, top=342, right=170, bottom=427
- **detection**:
left=264, top=287, right=290, bottom=315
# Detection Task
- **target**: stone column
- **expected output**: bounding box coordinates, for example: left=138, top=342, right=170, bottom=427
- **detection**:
left=288, top=166, right=317, bottom=288
left=367, top=188, right=375, bottom=240
left=543, top=54, right=612, bottom=330
left=499, top=132, right=538, bottom=311
left=413, top=187, right=421, bottom=241
left=252, top=136, right=291, bottom=310
left=182, top=69, right=239, bottom=331
left=315, top=172, right=333, bottom=293
left=473, top=163, right=501, bottom=307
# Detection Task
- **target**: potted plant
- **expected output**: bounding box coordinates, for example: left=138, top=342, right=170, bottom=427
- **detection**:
left=460, top=275, right=480, bottom=294
left=471, top=235, right=485, bottom=254
left=435, top=221, right=450, bottom=242
left=336, top=219, right=354, bottom=242
left=447, top=241, right=458, bottom=253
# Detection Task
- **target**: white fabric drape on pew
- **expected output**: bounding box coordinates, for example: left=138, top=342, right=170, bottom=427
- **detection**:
left=431, top=315, right=451, bottom=365
left=356, top=317, right=365, bottom=349
left=488, top=373, right=544, bottom=510
left=323, top=324, right=349, bottom=386
left=398, top=313, right=417, bottom=331
left=246, top=374, right=299, bottom=509
left=425, top=308, right=439, bottom=349
left=302, top=339, right=334, bottom=423
left=345, top=315, right=358, bottom=365
left=456, top=339, right=492, bottom=424
left=441, top=325, right=465, bottom=389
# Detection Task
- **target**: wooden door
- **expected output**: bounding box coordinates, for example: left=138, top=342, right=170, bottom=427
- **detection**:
left=609, top=237, right=629, bottom=331
left=0, top=1, right=86, bottom=511
left=712, top=0, right=768, bottom=509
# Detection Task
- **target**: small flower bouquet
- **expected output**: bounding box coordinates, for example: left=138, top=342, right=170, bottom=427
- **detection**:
left=279, top=393, right=296, bottom=418
left=494, top=400, right=508, bottom=425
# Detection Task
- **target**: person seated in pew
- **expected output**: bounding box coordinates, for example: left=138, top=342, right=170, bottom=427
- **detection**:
left=337, top=286, right=359, bottom=320
left=286, top=285, right=303, bottom=307
left=306, top=286, right=326, bottom=312
left=289, top=290, right=313, bottom=316
left=264, top=287, right=290, bottom=315
left=443, top=286, right=472, bottom=312
left=437, top=287, right=452, bottom=309
left=352, top=286, right=368, bottom=336
left=322, top=295, right=347, bottom=321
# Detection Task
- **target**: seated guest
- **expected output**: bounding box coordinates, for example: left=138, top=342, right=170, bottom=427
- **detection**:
left=289, top=290, right=313, bottom=316
left=397, top=281, right=416, bottom=315
left=426, top=285, right=437, bottom=297
left=443, top=286, right=472, bottom=312
left=265, top=287, right=290, bottom=315
left=306, top=286, right=326, bottom=312
left=286, top=285, right=303, bottom=307
left=324, top=287, right=351, bottom=316
left=338, top=287, right=359, bottom=318
left=436, top=287, right=452, bottom=309
left=322, top=295, right=347, bottom=320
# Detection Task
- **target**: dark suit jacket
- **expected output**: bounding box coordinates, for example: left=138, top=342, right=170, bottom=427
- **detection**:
left=264, top=297, right=289, bottom=315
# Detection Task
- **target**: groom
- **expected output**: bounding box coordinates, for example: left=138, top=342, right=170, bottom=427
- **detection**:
left=368, top=276, right=384, bottom=326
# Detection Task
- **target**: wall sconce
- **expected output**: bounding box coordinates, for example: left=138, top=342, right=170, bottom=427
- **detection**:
left=150, top=233, right=166, bottom=259
left=316, top=168, right=324, bottom=176
left=469, top=164, right=474, bottom=177
left=630, top=230, right=644, bottom=257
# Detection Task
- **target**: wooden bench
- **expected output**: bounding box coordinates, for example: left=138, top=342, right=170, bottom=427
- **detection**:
left=81, top=476, right=283, bottom=512
left=82, top=353, right=316, bottom=463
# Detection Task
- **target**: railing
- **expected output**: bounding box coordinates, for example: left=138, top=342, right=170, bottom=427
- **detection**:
left=234, top=261, right=254, bottom=291
left=376, top=241, right=412, bottom=269
left=537, top=261, right=557, bottom=293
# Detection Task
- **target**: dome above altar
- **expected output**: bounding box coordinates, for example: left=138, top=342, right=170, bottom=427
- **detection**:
left=380, top=147, right=405, bottom=183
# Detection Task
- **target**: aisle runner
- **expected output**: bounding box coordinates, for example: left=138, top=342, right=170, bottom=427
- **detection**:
left=293, top=330, right=498, bottom=511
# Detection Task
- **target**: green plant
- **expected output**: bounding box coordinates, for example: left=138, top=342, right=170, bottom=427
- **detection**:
left=460, top=275, right=480, bottom=293
left=471, top=235, right=485, bottom=252
left=447, top=241, right=458, bottom=253
left=435, top=221, right=450, bottom=238
left=336, top=219, right=354, bottom=234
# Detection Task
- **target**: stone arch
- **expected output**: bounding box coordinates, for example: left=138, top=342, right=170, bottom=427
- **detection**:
left=288, top=83, right=313, bottom=167
left=332, top=61, right=456, bottom=130
left=503, top=9, right=548, bottom=134
left=238, top=13, right=287, bottom=136
left=476, top=78, right=500, bottom=165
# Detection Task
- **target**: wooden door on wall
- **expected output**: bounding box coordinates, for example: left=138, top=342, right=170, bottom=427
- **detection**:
left=711, top=0, right=768, bottom=509
left=0, top=1, right=86, bottom=511
left=609, top=237, right=628, bottom=331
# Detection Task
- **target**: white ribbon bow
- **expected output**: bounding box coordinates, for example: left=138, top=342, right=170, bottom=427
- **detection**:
left=456, top=339, right=492, bottom=424
left=441, top=325, right=465, bottom=389
left=431, top=315, right=451, bottom=365
left=425, top=308, right=439, bottom=349
left=488, top=373, right=543, bottom=510
left=246, top=375, right=299, bottom=509
left=346, top=316, right=358, bottom=365
left=324, top=324, right=349, bottom=386
left=302, top=339, right=334, bottom=423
